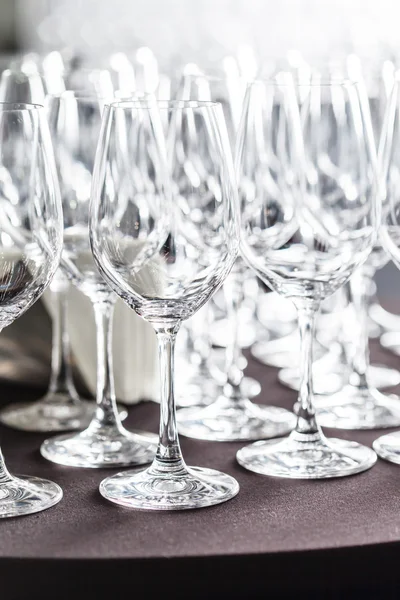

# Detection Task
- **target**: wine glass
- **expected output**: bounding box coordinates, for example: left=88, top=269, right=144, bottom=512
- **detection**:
left=373, top=74, right=400, bottom=463
left=175, top=71, right=295, bottom=440
left=90, top=99, right=240, bottom=509
left=0, top=102, right=63, bottom=515
left=0, top=60, right=94, bottom=432
left=236, top=76, right=378, bottom=478
left=39, top=92, right=157, bottom=468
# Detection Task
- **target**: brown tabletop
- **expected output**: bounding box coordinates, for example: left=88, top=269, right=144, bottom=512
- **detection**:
left=1, top=318, right=400, bottom=599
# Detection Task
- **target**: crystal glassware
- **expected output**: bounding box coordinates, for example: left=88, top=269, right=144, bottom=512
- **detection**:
left=0, top=61, right=93, bottom=431
left=91, top=99, right=240, bottom=509
left=236, top=76, right=378, bottom=478
left=0, top=69, right=127, bottom=431
left=40, top=92, right=156, bottom=468
left=175, top=71, right=295, bottom=440
left=0, top=103, right=63, bottom=515
left=373, top=74, right=400, bottom=463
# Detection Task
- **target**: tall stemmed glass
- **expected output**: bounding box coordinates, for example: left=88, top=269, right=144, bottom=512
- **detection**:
left=373, top=75, right=400, bottom=463
left=175, top=71, right=295, bottom=440
left=0, top=103, right=63, bottom=515
left=40, top=92, right=156, bottom=468
left=0, top=62, right=93, bottom=432
left=236, top=77, right=378, bottom=478
left=91, top=100, right=240, bottom=509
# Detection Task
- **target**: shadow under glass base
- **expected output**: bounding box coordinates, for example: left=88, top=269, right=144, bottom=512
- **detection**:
left=0, top=394, right=128, bottom=432
left=100, top=461, right=239, bottom=511
left=316, top=386, right=400, bottom=430
left=40, top=425, right=157, bottom=468
left=0, top=474, right=62, bottom=518
left=236, top=433, right=377, bottom=479
left=373, top=432, right=400, bottom=464
left=177, top=398, right=296, bottom=442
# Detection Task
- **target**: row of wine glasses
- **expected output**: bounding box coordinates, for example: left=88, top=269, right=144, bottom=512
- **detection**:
left=2, top=68, right=400, bottom=516
left=1, top=52, right=398, bottom=443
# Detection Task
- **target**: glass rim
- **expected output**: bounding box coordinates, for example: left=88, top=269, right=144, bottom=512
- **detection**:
left=105, top=99, right=222, bottom=110
left=0, top=101, right=44, bottom=111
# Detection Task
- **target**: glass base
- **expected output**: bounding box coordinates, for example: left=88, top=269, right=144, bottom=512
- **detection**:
left=100, top=462, right=239, bottom=510
left=278, top=363, right=400, bottom=395
left=0, top=475, right=62, bottom=518
left=278, top=366, right=344, bottom=395
left=236, top=433, right=377, bottom=479
left=316, top=385, right=400, bottom=429
left=251, top=340, right=299, bottom=369
left=177, top=398, right=296, bottom=442
left=0, top=394, right=128, bottom=432
left=175, top=374, right=260, bottom=408
left=373, top=432, right=400, bottom=464
left=380, top=332, right=400, bottom=357
left=369, top=365, right=400, bottom=389
left=369, top=303, right=400, bottom=332
left=40, top=425, right=157, bottom=468
left=209, top=318, right=256, bottom=348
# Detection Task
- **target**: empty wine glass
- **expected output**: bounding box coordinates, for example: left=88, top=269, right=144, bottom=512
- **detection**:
left=40, top=92, right=156, bottom=468
left=0, top=59, right=93, bottom=432
left=91, top=99, right=240, bottom=509
left=175, top=71, right=295, bottom=440
left=0, top=103, right=63, bottom=515
left=373, top=74, right=400, bottom=463
left=236, top=76, right=378, bottom=478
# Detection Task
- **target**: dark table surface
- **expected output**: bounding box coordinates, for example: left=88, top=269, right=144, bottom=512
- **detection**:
left=2, top=311, right=400, bottom=599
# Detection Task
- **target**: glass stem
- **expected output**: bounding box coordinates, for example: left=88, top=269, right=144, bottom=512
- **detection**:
left=91, top=299, right=120, bottom=430
left=153, top=323, right=184, bottom=468
left=346, top=269, right=371, bottom=390
left=223, top=267, right=245, bottom=403
left=292, top=300, right=321, bottom=439
left=48, top=287, right=79, bottom=402
left=189, top=304, right=212, bottom=375
left=0, top=447, right=11, bottom=484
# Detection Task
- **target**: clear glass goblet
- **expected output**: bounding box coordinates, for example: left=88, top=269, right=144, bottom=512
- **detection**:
left=91, top=99, right=240, bottom=509
left=175, top=72, right=295, bottom=440
left=373, top=75, right=400, bottom=463
left=236, top=76, right=378, bottom=479
left=39, top=92, right=156, bottom=468
left=0, top=74, right=127, bottom=431
left=0, top=64, right=95, bottom=432
left=0, top=102, right=63, bottom=515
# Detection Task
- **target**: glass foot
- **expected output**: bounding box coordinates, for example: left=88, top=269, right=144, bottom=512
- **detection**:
left=175, top=374, right=260, bottom=408
left=236, top=433, right=377, bottom=479
left=177, top=399, right=296, bottom=441
left=380, top=332, right=400, bottom=357
left=316, top=385, right=400, bottom=429
left=40, top=425, right=157, bottom=468
left=0, top=475, right=62, bottom=518
left=251, top=340, right=299, bottom=369
left=279, top=366, right=344, bottom=395
left=370, top=303, right=400, bottom=332
left=373, top=432, right=400, bottom=464
left=279, top=364, right=400, bottom=395
left=100, top=462, right=239, bottom=510
left=368, top=364, right=400, bottom=389
left=209, top=318, right=257, bottom=348
left=0, top=394, right=128, bottom=432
